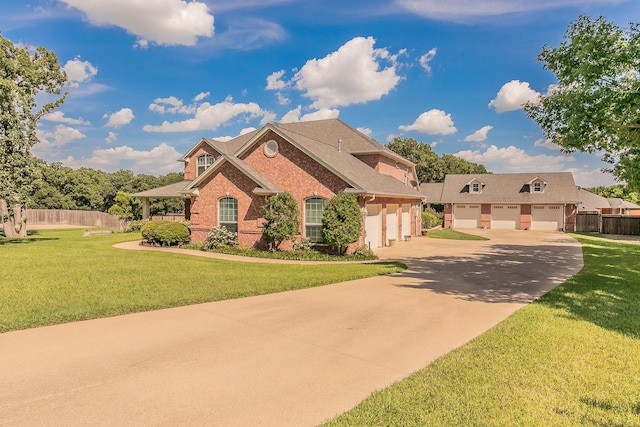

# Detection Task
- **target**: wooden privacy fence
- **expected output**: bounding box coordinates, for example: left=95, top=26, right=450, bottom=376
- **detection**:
left=576, top=213, right=600, bottom=232
left=601, top=215, right=640, bottom=236
left=26, top=209, right=121, bottom=229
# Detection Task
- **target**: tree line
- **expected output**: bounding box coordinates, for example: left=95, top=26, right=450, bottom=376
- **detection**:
left=28, top=160, right=185, bottom=215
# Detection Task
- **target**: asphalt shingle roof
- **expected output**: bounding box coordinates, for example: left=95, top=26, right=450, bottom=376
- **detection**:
left=426, top=172, right=579, bottom=204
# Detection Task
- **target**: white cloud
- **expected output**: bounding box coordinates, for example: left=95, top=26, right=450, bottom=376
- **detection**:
left=62, top=57, right=98, bottom=88
left=418, top=48, right=437, bottom=72
left=266, top=70, right=288, bottom=90
left=105, top=132, right=118, bottom=143
left=194, top=92, right=210, bottom=102
left=534, top=138, right=562, bottom=151
left=279, top=106, right=340, bottom=123
left=566, top=168, right=619, bottom=188
left=464, top=125, right=493, bottom=142
left=293, top=36, right=402, bottom=109
left=143, top=96, right=270, bottom=132
left=41, top=111, right=90, bottom=125
left=148, top=96, right=196, bottom=114
left=59, top=0, right=214, bottom=46
left=276, top=92, right=290, bottom=105
left=104, top=108, right=135, bottom=128
left=454, top=145, right=575, bottom=172
left=394, top=0, right=623, bottom=21
left=489, top=80, right=540, bottom=113
left=357, top=127, right=373, bottom=136
left=62, top=143, right=182, bottom=175
left=34, top=124, right=86, bottom=157
left=208, top=18, right=285, bottom=50
left=399, top=109, right=457, bottom=135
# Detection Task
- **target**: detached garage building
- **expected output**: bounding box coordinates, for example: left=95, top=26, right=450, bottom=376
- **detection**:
left=421, top=173, right=579, bottom=231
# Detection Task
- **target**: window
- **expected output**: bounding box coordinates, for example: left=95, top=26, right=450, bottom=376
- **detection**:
left=304, top=197, right=327, bottom=243
left=264, top=140, right=279, bottom=157
left=472, top=183, right=480, bottom=193
left=219, top=197, right=238, bottom=234
left=197, top=154, right=214, bottom=176
left=533, top=182, right=543, bottom=192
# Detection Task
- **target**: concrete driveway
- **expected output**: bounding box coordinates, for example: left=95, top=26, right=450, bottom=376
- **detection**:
left=0, top=230, right=582, bottom=426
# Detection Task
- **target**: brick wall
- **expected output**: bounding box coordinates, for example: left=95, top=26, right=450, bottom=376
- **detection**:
left=183, top=143, right=221, bottom=181
left=480, top=204, right=491, bottom=229
left=355, top=154, right=413, bottom=184
left=519, top=204, right=532, bottom=230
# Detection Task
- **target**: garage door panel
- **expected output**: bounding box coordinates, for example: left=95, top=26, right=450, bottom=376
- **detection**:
left=491, top=205, right=520, bottom=229
left=365, top=204, right=382, bottom=248
left=454, top=205, right=481, bottom=228
left=387, top=204, right=399, bottom=243
left=531, top=205, right=563, bottom=230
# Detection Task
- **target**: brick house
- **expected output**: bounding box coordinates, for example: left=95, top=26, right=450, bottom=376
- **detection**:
left=421, top=172, right=579, bottom=231
left=134, top=119, right=424, bottom=249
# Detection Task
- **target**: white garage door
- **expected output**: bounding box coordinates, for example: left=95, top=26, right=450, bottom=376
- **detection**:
left=491, top=205, right=520, bottom=229
left=365, top=204, right=382, bottom=248
left=401, top=205, right=411, bottom=239
left=531, top=205, right=563, bottom=230
left=386, top=204, right=399, bottom=244
left=453, top=204, right=481, bottom=228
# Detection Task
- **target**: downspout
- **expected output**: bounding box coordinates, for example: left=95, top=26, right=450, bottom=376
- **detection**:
left=363, top=194, right=376, bottom=249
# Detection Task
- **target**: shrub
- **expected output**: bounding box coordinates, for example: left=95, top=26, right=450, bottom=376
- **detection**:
left=422, top=209, right=441, bottom=229
left=141, top=221, right=190, bottom=246
left=322, top=192, right=362, bottom=254
left=202, top=226, right=238, bottom=250
left=262, top=191, right=300, bottom=250
left=352, top=245, right=375, bottom=259
left=126, top=219, right=146, bottom=232
left=292, top=237, right=313, bottom=252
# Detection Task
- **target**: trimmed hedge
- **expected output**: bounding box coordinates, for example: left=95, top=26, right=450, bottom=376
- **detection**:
left=141, top=220, right=190, bottom=246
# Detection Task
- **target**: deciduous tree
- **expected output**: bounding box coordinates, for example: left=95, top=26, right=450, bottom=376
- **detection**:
left=525, top=15, right=640, bottom=190
left=0, top=33, right=67, bottom=237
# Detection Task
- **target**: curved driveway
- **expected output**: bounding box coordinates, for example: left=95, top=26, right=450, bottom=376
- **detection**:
left=0, top=230, right=582, bottom=426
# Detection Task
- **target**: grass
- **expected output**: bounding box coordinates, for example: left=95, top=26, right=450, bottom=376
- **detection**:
left=324, top=233, right=640, bottom=426
left=0, top=229, right=405, bottom=333
left=186, top=245, right=378, bottom=261
left=426, top=228, right=490, bottom=240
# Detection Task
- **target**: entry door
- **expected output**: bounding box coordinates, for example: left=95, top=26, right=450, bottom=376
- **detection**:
left=386, top=204, right=399, bottom=243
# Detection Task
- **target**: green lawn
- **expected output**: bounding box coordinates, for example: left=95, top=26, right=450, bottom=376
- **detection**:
left=325, top=233, right=640, bottom=426
left=0, top=229, right=404, bottom=333
left=427, top=228, right=490, bottom=240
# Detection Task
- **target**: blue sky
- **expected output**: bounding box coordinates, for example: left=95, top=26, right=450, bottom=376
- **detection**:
left=1, top=0, right=637, bottom=187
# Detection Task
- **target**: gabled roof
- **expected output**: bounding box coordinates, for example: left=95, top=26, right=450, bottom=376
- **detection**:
left=577, top=189, right=610, bottom=211
left=132, top=180, right=192, bottom=198
left=428, top=172, right=579, bottom=204
left=420, top=182, right=444, bottom=203
left=607, top=197, right=640, bottom=209
left=183, top=119, right=423, bottom=200
left=185, top=154, right=282, bottom=195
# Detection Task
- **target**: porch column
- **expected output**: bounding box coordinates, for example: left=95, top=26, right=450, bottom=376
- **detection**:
left=141, top=198, right=150, bottom=220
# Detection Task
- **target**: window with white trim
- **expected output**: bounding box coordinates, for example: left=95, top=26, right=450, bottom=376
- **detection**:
left=197, top=154, right=214, bottom=176
left=219, top=197, right=238, bottom=234
left=304, top=197, right=327, bottom=243
left=472, top=183, right=480, bottom=193
left=533, top=182, right=543, bottom=192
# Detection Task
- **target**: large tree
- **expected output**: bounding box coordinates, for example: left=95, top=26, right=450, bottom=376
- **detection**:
left=0, top=33, right=67, bottom=237
left=524, top=15, right=640, bottom=190
left=387, top=137, right=488, bottom=183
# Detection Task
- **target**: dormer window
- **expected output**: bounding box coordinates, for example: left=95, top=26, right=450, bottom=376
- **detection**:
left=528, top=177, right=547, bottom=193
left=468, top=179, right=483, bottom=194
left=197, top=154, right=214, bottom=176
